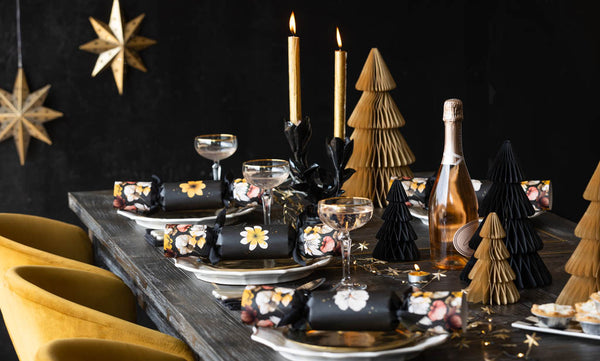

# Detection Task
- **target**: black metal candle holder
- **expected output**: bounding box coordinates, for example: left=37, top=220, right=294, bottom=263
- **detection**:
left=283, top=117, right=355, bottom=223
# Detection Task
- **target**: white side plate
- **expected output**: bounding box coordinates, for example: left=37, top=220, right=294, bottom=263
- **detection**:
left=251, top=327, right=448, bottom=361
left=174, top=257, right=332, bottom=285
left=512, top=316, right=600, bottom=341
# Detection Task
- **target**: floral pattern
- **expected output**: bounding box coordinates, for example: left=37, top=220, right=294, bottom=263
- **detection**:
left=241, top=285, right=297, bottom=327
left=333, top=289, right=370, bottom=312
left=299, top=223, right=340, bottom=257
left=407, top=290, right=464, bottom=333
left=113, top=181, right=153, bottom=213
left=232, top=178, right=261, bottom=203
left=179, top=181, right=207, bottom=198
left=521, top=180, right=551, bottom=211
left=240, top=226, right=269, bottom=251
left=163, top=224, right=208, bottom=258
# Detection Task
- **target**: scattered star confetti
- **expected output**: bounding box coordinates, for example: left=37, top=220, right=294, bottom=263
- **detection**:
left=385, top=267, right=400, bottom=277
left=451, top=330, right=462, bottom=339
left=481, top=306, right=495, bottom=315
left=524, top=332, right=541, bottom=357
left=356, top=242, right=369, bottom=251
left=431, top=270, right=447, bottom=281
left=492, top=333, right=510, bottom=340
left=455, top=338, right=470, bottom=349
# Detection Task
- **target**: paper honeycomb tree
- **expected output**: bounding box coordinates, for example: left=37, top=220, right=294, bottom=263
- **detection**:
left=460, top=141, right=552, bottom=289
left=342, top=48, right=415, bottom=207
left=372, top=180, right=420, bottom=261
left=556, top=161, right=600, bottom=305
left=466, top=212, right=520, bottom=305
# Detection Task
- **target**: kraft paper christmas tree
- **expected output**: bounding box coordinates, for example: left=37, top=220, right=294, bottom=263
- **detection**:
left=460, top=141, right=552, bottom=289
left=556, top=161, right=600, bottom=305
left=342, top=48, right=415, bottom=207
left=466, top=212, right=520, bottom=305
left=372, top=180, right=420, bottom=261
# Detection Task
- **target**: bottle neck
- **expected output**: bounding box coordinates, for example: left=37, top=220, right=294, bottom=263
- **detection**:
left=441, top=121, right=464, bottom=165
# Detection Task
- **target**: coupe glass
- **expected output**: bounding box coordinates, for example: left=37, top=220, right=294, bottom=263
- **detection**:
left=195, top=134, right=238, bottom=181
left=242, top=159, right=290, bottom=224
left=318, top=197, right=374, bottom=290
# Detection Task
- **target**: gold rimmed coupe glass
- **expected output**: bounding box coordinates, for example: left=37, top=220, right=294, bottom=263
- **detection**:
left=194, top=134, right=238, bottom=181
left=318, top=197, right=374, bottom=290
left=242, top=159, right=290, bottom=224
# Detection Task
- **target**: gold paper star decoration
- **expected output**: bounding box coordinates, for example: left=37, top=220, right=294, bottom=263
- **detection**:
left=79, top=0, right=156, bottom=94
left=0, top=68, right=63, bottom=165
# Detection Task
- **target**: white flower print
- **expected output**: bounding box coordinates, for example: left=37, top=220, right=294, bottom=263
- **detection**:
left=255, top=290, right=277, bottom=314
left=302, top=233, right=323, bottom=256
left=333, top=289, right=369, bottom=312
left=233, top=181, right=251, bottom=202
left=189, top=225, right=207, bottom=238
left=175, top=234, right=193, bottom=255
left=408, top=296, right=432, bottom=315
left=431, top=291, right=449, bottom=299
left=123, top=184, right=140, bottom=202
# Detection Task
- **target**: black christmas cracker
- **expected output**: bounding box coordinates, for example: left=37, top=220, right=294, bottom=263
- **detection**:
left=113, top=176, right=262, bottom=214
left=163, top=213, right=340, bottom=264
left=241, top=287, right=466, bottom=334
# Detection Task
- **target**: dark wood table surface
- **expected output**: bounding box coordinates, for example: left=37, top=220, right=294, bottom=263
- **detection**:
left=68, top=190, right=599, bottom=361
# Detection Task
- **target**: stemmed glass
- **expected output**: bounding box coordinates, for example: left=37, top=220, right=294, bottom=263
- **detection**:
left=318, top=197, right=373, bottom=290
left=242, top=159, right=290, bottom=224
left=195, top=134, right=238, bottom=181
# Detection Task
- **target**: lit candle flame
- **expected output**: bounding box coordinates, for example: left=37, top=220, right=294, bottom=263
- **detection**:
left=289, top=12, right=296, bottom=35
left=336, top=27, right=342, bottom=48
left=414, top=264, right=420, bottom=271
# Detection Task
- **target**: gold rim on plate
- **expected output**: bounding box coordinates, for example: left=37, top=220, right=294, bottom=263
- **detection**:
left=283, top=328, right=422, bottom=352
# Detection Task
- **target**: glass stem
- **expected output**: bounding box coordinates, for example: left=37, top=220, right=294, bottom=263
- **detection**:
left=261, top=188, right=272, bottom=225
left=339, top=231, right=352, bottom=287
left=212, top=161, right=221, bottom=181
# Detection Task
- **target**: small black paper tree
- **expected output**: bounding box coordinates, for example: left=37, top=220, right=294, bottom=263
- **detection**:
left=460, top=141, right=552, bottom=289
left=372, top=180, right=420, bottom=261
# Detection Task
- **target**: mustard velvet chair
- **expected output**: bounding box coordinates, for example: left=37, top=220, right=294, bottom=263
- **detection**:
left=35, top=338, right=188, bottom=361
left=0, top=213, right=122, bottom=310
left=3, top=266, right=195, bottom=361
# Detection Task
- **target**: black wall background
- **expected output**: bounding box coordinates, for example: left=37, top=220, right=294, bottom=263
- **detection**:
left=0, top=0, right=597, bottom=225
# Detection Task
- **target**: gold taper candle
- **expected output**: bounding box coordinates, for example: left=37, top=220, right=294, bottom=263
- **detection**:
left=334, top=27, right=346, bottom=139
left=288, top=12, right=302, bottom=125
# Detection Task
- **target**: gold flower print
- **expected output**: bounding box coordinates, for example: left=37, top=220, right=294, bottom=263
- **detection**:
left=113, top=183, right=123, bottom=197
left=240, top=226, right=269, bottom=251
left=180, top=181, right=207, bottom=198
left=241, top=288, right=255, bottom=308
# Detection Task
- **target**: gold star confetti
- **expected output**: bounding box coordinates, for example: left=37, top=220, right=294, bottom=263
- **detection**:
left=385, top=267, right=400, bottom=277
left=455, top=338, right=470, bottom=350
left=524, top=332, right=541, bottom=357
left=0, top=68, right=63, bottom=165
left=481, top=306, right=495, bottom=315
left=431, top=270, right=447, bottom=281
left=492, top=333, right=510, bottom=340
left=523, top=332, right=540, bottom=348
left=79, top=0, right=156, bottom=94
left=450, top=330, right=462, bottom=339
left=357, top=242, right=369, bottom=251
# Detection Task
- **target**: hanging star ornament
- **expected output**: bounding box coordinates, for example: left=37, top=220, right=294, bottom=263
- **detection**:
left=0, top=68, right=63, bottom=165
left=79, top=0, right=156, bottom=94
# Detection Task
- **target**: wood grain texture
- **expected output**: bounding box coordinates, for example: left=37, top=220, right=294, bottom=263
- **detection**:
left=69, top=190, right=598, bottom=361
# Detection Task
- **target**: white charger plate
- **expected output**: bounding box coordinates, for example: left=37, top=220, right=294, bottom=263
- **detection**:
left=174, top=256, right=332, bottom=285
left=117, top=204, right=256, bottom=229
left=251, top=327, right=448, bottom=361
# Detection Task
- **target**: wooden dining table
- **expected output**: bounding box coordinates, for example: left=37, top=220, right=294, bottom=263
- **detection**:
left=68, top=190, right=598, bottom=361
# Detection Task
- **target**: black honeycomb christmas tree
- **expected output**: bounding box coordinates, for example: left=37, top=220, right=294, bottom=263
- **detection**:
left=372, top=180, right=420, bottom=261
left=460, top=141, right=552, bottom=289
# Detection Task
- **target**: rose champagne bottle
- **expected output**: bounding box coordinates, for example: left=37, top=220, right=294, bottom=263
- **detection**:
left=428, top=99, right=478, bottom=270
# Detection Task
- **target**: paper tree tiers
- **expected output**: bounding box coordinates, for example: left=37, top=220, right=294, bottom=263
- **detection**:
left=0, top=68, right=63, bottom=165
left=372, top=180, right=420, bottom=262
left=342, top=48, right=415, bottom=207
left=460, top=141, right=552, bottom=289
left=79, top=0, right=156, bottom=94
left=466, top=212, right=520, bottom=304
left=556, top=161, right=600, bottom=305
